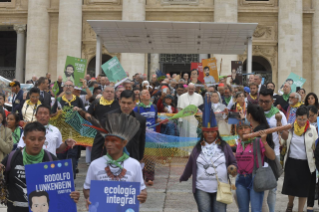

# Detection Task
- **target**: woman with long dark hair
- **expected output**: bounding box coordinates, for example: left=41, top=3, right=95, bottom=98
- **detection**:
left=235, top=104, right=276, bottom=212
left=6, top=113, right=23, bottom=150
left=180, top=95, right=237, bottom=212
left=305, top=92, right=319, bottom=110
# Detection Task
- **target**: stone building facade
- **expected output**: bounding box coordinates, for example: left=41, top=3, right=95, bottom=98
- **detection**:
left=0, top=0, right=317, bottom=92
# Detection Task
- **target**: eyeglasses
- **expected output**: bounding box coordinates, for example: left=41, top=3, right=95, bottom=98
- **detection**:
left=259, top=99, right=271, bottom=104
left=289, top=96, right=295, bottom=99
left=64, top=85, right=74, bottom=88
left=296, top=118, right=308, bottom=122
left=30, top=96, right=39, bottom=99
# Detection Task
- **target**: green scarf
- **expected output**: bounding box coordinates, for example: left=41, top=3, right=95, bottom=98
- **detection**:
left=106, top=153, right=129, bottom=169
left=241, top=137, right=256, bottom=151
left=264, top=106, right=280, bottom=118
left=12, top=127, right=21, bottom=144
left=23, top=148, right=45, bottom=165
left=224, top=96, right=231, bottom=105
left=282, top=93, right=290, bottom=101
left=138, top=102, right=152, bottom=108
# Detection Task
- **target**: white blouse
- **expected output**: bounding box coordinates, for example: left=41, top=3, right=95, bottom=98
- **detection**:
left=289, top=132, right=307, bottom=160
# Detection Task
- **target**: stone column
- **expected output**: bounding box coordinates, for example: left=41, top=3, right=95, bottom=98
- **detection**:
left=150, top=54, right=160, bottom=76
left=14, top=24, right=26, bottom=82
left=278, top=0, right=303, bottom=86
left=214, top=0, right=238, bottom=82
left=121, top=0, right=145, bottom=77
left=312, top=0, right=319, bottom=94
left=56, top=0, right=82, bottom=78
left=25, top=0, right=50, bottom=81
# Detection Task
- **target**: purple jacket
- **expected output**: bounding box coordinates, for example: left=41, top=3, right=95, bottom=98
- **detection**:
left=179, top=143, right=237, bottom=193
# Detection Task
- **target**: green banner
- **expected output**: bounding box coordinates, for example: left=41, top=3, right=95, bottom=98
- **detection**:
left=63, top=56, right=87, bottom=87
left=52, top=81, right=59, bottom=98
left=170, top=105, right=198, bottom=120
left=101, top=56, right=127, bottom=83
left=280, top=72, right=306, bottom=92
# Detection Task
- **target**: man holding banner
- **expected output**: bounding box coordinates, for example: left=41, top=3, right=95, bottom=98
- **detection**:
left=83, top=113, right=147, bottom=210
left=0, top=122, right=80, bottom=212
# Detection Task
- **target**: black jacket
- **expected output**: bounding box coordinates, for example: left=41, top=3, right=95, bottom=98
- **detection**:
left=91, top=108, right=146, bottom=162
left=11, top=89, right=24, bottom=120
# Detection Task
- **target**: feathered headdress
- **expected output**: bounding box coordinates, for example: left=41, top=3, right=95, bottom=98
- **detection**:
left=82, top=112, right=140, bottom=141
left=102, top=113, right=140, bottom=141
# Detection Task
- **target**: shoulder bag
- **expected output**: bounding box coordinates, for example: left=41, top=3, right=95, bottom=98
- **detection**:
left=211, top=159, right=233, bottom=204
left=253, top=139, right=277, bottom=192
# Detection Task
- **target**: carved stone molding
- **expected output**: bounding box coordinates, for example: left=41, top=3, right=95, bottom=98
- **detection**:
left=161, top=0, right=199, bottom=5
left=238, top=0, right=277, bottom=7
left=147, top=0, right=208, bottom=6
left=83, top=22, right=96, bottom=40
left=238, top=45, right=277, bottom=68
left=253, top=26, right=272, bottom=38
left=84, top=0, right=121, bottom=5
left=13, top=24, right=26, bottom=34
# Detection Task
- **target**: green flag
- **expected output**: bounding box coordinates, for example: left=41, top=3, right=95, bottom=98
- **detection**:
left=52, top=81, right=59, bottom=98
left=170, top=105, right=198, bottom=120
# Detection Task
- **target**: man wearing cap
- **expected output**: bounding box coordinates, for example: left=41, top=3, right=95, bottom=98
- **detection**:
left=10, top=81, right=24, bottom=120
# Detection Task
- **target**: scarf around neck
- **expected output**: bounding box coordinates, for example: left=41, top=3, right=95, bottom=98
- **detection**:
left=106, top=152, right=129, bottom=169
left=26, top=100, right=41, bottom=106
left=291, top=102, right=303, bottom=108
left=100, top=97, right=114, bottom=106
left=294, top=120, right=310, bottom=136
left=62, top=95, right=76, bottom=106
left=282, top=93, right=290, bottom=101
left=264, top=106, right=280, bottom=118
left=23, top=148, right=44, bottom=165
left=224, top=96, right=231, bottom=105
left=12, top=127, right=21, bottom=144
left=139, top=102, right=152, bottom=108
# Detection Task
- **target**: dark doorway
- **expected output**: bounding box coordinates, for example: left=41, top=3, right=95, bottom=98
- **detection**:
left=87, top=54, right=112, bottom=77
left=0, top=31, right=17, bottom=79
left=243, top=56, right=272, bottom=84
left=160, top=54, right=199, bottom=76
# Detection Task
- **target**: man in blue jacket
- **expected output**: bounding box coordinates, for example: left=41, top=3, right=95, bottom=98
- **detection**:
left=10, top=81, right=24, bottom=120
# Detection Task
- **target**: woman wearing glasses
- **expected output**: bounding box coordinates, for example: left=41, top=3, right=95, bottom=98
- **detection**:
left=21, top=87, right=41, bottom=123
left=281, top=105, right=318, bottom=212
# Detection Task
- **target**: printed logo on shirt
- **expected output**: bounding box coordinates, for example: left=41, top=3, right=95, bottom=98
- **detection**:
left=15, top=165, right=25, bottom=170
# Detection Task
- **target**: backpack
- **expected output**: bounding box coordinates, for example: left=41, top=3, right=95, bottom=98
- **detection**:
left=5, top=149, right=53, bottom=183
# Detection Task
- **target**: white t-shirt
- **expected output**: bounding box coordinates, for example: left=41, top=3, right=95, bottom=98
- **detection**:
left=17, top=124, right=63, bottom=156
left=289, top=132, right=307, bottom=160
left=84, top=156, right=146, bottom=191
left=265, top=110, right=288, bottom=155
left=196, top=147, right=228, bottom=193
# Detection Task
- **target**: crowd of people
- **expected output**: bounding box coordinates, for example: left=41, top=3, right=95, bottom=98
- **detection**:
left=0, top=70, right=319, bottom=212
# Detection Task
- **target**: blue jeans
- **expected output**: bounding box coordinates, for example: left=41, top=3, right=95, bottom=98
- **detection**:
left=193, top=189, right=226, bottom=212
left=236, top=174, right=264, bottom=212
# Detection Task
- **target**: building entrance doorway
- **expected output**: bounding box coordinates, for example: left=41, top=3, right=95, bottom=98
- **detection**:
left=243, top=56, right=272, bottom=84
left=160, top=54, right=199, bottom=76
left=87, top=54, right=112, bottom=77
left=0, top=30, right=17, bottom=80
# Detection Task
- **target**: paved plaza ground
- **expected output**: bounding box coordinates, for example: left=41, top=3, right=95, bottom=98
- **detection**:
left=1, top=151, right=319, bottom=212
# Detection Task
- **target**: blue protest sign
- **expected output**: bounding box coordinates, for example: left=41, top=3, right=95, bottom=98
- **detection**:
left=89, top=180, right=140, bottom=212
left=25, top=159, right=76, bottom=212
